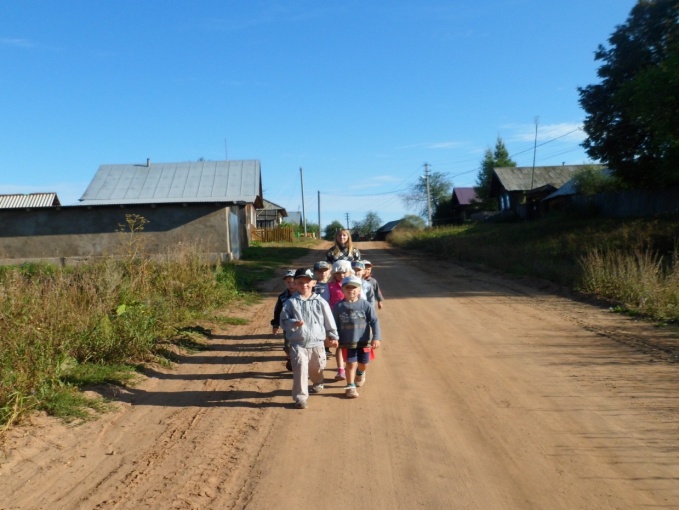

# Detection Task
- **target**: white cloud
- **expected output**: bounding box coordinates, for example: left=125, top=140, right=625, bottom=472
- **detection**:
left=1, top=37, right=35, bottom=48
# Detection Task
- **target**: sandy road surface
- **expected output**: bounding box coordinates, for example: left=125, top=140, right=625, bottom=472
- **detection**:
left=2, top=241, right=679, bottom=509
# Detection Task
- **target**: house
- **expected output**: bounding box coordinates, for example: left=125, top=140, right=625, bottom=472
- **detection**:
left=0, top=159, right=263, bottom=265
left=256, top=199, right=288, bottom=228
left=0, top=192, right=61, bottom=208
left=490, top=165, right=597, bottom=219
left=374, top=219, right=402, bottom=241
left=451, top=187, right=478, bottom=223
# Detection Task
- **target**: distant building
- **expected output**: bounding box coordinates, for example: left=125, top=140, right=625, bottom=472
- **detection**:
left=451, top=187, right=478, bottom=223
left=374, top=219, right=402, bottom=241
left=0, top=159, right=263, bottom=264
left=490, top=165, right=601, bottom=219
left=0, top=192, right=60, bottom=209
left=256, top=199, right=288, bottom=228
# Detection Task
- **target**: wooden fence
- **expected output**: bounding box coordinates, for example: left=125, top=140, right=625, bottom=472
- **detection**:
left=251, top=226, right=295, bottom=243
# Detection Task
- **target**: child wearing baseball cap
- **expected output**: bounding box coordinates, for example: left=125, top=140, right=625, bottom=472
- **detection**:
left=332, top=275, right=381, bottom=398
left=363, top=260, right=384, bottom=310
left=280, top=268, right=339, bottom=409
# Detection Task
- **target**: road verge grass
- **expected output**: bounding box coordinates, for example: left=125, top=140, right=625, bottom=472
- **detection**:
left=388, top=215, right=679, bottom=323
left=0, top=230, right=315, bottom=432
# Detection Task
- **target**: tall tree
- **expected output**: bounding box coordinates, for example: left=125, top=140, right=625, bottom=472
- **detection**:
left=400, top=170, right=452, bottom=221
left=352, top=211, right=382, bottom=239
left=399, top=214, right=426, bottom=230
left=323, top=220, right=345, bottom=241
left=475, top=137, right=516, bottom=210
left=578, top=0, right=679, bottom=188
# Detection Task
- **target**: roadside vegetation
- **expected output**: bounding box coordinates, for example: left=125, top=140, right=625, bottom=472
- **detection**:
left=389, top=215, right=679, bottom=323
left=0, top=216, right=315, bottom=432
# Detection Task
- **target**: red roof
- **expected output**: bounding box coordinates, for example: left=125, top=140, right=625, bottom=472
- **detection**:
left=453, top=187, right=477, bottom=206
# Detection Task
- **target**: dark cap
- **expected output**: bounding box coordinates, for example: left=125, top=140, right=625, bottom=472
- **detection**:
left=351, top=260, right=365, bottom=270
left=283, top=269, right=296, bottom=279
left=294, top=268, right=315, bottom=280
left=313, top=261, right=331, bottom=271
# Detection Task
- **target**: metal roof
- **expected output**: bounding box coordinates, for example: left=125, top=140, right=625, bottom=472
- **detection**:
left=260, top=198, right=288, bottom=215
left=493, top=165, right=587, bottom=192
left=452, top=187, right=478, bottom=206
left=77, top=160, right=263, bottom=207
left=376, top=219, right=402, bottom=233
left=0, top=192, right=61, bottom=208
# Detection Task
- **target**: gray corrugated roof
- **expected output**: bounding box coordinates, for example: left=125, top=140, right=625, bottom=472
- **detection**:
left=376, top=219, right=401, bottom=233
left=494, top=165, right=589, bottom=192
left=0, top=192, right=60, bottom=208
left=77, top=160, right=262, bottom=206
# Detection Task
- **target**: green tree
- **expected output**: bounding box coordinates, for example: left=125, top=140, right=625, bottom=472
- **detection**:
left=400, top=170, right=452, bottom=222
left=475, top=137, right=516, bottom=210
left=323, top=220, right=345, bottom=241
left=352, top=211, right=382, bottom=239
left=578, top=0, right=679, bottom=188
left=432, top=196, right=453, bottom=225
left=572, top=166, right=625, bottom=195
left=398, top=214, right=426, bottom=230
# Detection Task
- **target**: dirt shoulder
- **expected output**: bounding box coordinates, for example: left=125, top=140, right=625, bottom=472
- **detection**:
left=2, top=241, right=679, bottom=509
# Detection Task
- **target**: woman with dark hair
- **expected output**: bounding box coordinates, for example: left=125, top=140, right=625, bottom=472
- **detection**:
left=326, top=228, right=361, bottom=263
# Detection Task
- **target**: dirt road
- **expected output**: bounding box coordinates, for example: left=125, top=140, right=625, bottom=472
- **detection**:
left=2, top=241, right=679, bottom=509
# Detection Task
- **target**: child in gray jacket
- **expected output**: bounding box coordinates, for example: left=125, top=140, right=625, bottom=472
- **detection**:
left=281, top=268, right=339, bottom=409
left=332, top=275, right=381, bottom=398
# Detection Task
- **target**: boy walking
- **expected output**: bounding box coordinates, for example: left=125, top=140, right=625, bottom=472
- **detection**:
left=271, top=269, right=296, bottom=371
left=281, top=268, right=339, bottom=409
left=332, top=275, right=381, bottom=398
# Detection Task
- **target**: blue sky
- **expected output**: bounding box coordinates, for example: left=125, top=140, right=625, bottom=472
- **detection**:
left=1, top=1, right=637, bottom=228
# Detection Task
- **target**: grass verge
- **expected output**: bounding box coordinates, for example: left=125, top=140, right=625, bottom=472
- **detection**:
left=389, top=215, right=679, bottom=323
left=0, top=234, right=316, bottom=432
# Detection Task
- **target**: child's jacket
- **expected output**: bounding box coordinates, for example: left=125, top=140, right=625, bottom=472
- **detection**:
left=332, top=298, right=381, bottom=349
left=281, top=293, right=338, bottom=348
left=271, top=289, right=293, bottom=329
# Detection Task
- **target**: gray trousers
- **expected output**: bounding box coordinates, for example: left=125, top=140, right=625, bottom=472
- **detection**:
left=290, top=344, right=327, bottom=403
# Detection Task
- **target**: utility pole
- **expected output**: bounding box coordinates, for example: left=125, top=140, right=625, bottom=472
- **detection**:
left=317, top=191, right=321, bottom=240
left=300, top=167, right=307, bottom=237
left=530, top=116, right=538, bottom=189
left=345, top=213, right=350, bottom=230
left=424, top=162, right=432, bottom=228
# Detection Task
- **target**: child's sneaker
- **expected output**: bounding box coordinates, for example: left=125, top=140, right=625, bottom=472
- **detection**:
left=334, top=369, right=346, bottom=381
left=294, top=400, right=308, bottom=409
left=310, top=384, right=324, bottom=394
left=355, top=372, right=367, bottom=387
left=345, top=385, right=359, bottom=398
left=285, top=359, right=292, bottom=371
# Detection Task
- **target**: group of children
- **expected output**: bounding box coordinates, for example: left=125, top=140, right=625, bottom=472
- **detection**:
left=270, top=229, right=385, bottom=409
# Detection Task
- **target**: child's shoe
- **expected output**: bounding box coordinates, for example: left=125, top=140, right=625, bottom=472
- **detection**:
left=355, top=371, right=367, bottom=387
left=334, top=368, right=346, bottom=381
left=294, top=399, right=308, bottom=409
left=310, top=384, right=324, bottom=394
left=345, top=385, right=359, bottom=398
left=285, top=359, right=292, bottom=371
